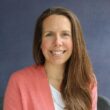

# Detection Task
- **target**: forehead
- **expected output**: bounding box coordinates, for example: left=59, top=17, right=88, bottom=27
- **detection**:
left=42, top=14, right=71, bottom=31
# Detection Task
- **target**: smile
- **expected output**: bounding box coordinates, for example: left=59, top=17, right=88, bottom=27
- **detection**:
left=50, top=50, right=66, bottom=56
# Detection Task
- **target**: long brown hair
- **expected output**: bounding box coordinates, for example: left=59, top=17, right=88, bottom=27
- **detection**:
left=33, top=7, right=96, bottom=110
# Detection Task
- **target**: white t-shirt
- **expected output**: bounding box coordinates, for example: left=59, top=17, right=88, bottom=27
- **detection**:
left=49, top=84, right=65, bottom=110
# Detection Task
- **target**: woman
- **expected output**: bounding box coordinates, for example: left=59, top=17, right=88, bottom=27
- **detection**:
left=4, top=7, right=97, bottom=110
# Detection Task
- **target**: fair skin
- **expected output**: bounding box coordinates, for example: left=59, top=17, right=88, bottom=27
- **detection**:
left=41, top=15, right=73, bottom=90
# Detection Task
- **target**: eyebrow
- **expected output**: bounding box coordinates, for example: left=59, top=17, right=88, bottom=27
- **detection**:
left=62, top=30, right=71, bottom=33
left=43, top=30, right=71, bottom=34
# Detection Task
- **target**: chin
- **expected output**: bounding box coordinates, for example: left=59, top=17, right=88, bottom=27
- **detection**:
left=50, top=60, right=66, bottom=66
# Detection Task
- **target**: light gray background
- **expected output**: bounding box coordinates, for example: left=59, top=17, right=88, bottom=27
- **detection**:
left=0, top=0, right=110, bottom=99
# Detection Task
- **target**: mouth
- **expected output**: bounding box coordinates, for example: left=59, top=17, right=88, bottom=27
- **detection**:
left=50, top=50, right=66, bottom=56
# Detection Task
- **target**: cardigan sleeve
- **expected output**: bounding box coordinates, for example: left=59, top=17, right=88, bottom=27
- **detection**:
left=91, top=81, right=98, bottom=110
left=3, top=74, right=23, bottom=110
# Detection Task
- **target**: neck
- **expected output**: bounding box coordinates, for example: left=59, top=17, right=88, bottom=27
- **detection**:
left=44, top=62, right=65, bottom=91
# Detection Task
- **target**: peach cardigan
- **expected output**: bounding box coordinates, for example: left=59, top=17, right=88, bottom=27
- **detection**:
left=3, top=65, right=97, bottom=110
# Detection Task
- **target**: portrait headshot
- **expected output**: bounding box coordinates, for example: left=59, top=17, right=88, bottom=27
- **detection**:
left=0, top=0, right=110, bottom=110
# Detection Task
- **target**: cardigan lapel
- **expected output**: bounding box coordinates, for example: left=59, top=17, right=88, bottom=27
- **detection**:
left=33, top=65, right=55, bottom=110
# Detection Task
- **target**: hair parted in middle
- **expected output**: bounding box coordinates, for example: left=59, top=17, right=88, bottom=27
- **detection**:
left=33, top=7, right=96, bottom=110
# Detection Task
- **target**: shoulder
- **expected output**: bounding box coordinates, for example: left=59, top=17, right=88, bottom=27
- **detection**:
left=90, top=73, right=98, bottom=103
left=8, top=64, right=46, bottom=85
left=90, top=74, right=98, bottom=110
left=90, top=73, right=97, bottom=90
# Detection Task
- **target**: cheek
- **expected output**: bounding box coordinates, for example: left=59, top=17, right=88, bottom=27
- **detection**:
left=41, top=42, right=46, bottom=50
left=41, top=40, right=50, bottom=52
left=41, top=42, right=46, bottom=54
left=67, top=40, right=73, bottom=51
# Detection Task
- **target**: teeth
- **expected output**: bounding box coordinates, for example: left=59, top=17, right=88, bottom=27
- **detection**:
left=51, top=50, right=65, bottom=56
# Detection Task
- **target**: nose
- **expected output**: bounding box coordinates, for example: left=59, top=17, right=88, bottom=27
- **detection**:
left=54, top=35, right=63, bottom=46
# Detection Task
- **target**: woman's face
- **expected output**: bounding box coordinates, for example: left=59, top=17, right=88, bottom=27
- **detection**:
left=41, top=14, right=73, bottom=66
